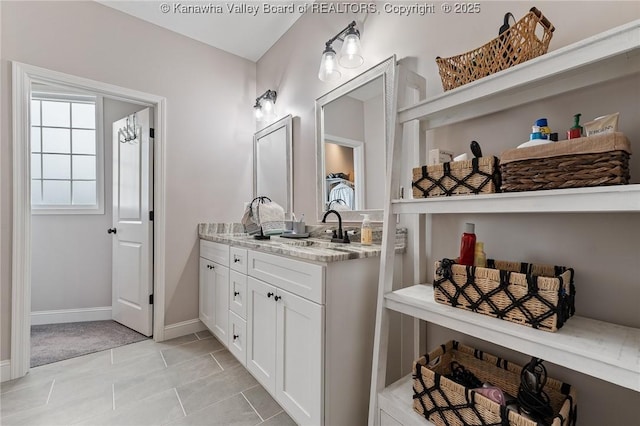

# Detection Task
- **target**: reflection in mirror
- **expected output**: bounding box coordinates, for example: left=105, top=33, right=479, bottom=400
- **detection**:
left=316, top=56, right=395, bottom=222
left=254, top=115, right=292, bottom=216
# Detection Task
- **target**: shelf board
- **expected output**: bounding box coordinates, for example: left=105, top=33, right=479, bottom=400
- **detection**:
left=384, top=285, right=640, bottom=392
left=378, top=374, right=435, bottom=425
left=393, top=185, right=640, bottom=214
left=398, top=20, right=640, bottom=129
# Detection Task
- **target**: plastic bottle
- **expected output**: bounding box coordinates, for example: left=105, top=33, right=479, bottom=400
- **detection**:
left=360, top=214, right=372, bottom=246
left=567, top=113, right=583, bottom=139
left=474, top=242, right=487, bottom=268
left=459, top=223, right=476, bottom=266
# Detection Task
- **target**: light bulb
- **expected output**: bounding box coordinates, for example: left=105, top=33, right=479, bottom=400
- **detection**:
left=318, top=48, right=341, bottom=82
left=339, top=32, right=363, bottom=68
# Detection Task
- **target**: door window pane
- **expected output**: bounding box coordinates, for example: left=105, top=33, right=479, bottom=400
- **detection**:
left=31, top=127, right=41, bottom=153
left=72, top=103, right=95, bottom=128
left=31, top=154, right=41, bottom=179
left=73, top=181, right=97, bottom=205
left=31, top=180, right=42, bottom=205
left=42, top=101, right=70, bottom=127
left=42, top=128, right=70, bottom=153
left=43, top=180, right=71, bottom=204
left=72, top=129, right=96, bottom=154
left=72, top=155, right=96, bottom=180
left=31, top=100, right=41, bottom=125
left=43, top=154, right=71, bottom=179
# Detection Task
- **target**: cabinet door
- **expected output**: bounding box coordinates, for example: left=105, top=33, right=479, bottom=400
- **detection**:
left=247, top=277, right=277, bottom=392
left=211, top=263, right=229, bottom=346
left=276, top=288, right=324, bottom=426
left=199, top=257, right=215, bottom=330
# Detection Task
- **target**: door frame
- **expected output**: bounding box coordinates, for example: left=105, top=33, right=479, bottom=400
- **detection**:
left=10, top=61, right=168, bottom=379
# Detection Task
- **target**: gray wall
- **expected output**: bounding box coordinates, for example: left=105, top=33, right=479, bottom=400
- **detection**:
left=256, top=2, right=640, bottom=423
left=31, top=98, right=142, bottom=313
left=1, top=1, right=256, bottom=360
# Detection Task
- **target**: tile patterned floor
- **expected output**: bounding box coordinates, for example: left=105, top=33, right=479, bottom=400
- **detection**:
left=0, top=331, right=296, bottom=426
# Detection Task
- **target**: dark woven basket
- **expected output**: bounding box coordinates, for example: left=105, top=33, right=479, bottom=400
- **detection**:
left=500, top=132, right=631, bottom=192
left=501, top=151, right=630, bottom=192
left=413, top=341, right=578, bottom=426
left=433, top=259, right=575, bottom=332
left=412, top=157, right=501, bottom=198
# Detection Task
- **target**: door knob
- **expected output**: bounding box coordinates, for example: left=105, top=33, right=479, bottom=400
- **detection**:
left=267, top=292, right=274, bottom=298
left=274, top=295, right=281, bottom=301
left=107, top=228, right=117, bottom=234
left=234, top=291, right=240, bottom=296
left=233, top=334, right=239, bottom=341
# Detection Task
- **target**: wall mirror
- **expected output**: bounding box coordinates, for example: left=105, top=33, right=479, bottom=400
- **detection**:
left=315, top=56, right=395, bottom=222
left=254, top=114, right=293, bottom=216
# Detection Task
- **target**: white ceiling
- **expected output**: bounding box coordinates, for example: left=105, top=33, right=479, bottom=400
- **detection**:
left=97, top=1, right=311, bottom=61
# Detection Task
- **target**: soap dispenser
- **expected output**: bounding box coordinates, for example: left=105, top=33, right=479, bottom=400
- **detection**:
left=360, top=214, right=372, bottom=246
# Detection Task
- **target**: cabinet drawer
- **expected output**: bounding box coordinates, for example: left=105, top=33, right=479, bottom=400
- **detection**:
left=230, top=247, right=248, bottom=274
left=228, top=311, right=247, bottom=367
left=248, top=251, right=324, bottom=304
left=229, top=270, right=247, bottom=319
left=200, top=240, right=229, bottom=266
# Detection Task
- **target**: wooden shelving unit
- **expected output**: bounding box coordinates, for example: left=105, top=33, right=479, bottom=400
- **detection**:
left=368, top=20, right=640, bottom=425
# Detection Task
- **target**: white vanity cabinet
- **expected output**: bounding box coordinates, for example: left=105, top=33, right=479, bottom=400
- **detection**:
left=199, top=237, right=386, bottom=426
left=199, top=240, right=229, bottom=346
left=246, top=251, right=324, bottom=425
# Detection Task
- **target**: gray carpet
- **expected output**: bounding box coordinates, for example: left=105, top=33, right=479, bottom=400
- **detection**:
left=31, top=320, right=149, bottom=367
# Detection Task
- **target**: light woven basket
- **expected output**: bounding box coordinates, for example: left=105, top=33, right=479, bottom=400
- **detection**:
left=412, top=157, right=500, bottom=198
left=436, top=7, right=554, bottom=91
left=433, top=259, right=575, bottom=332
left=413, top=341, right=578, bottom=426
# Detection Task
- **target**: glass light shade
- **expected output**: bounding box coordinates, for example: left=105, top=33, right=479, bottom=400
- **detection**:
left=318, top=49, right=341, bottom=82
left=339, top=33, right=363, bottom=68
left=262, top=104, right=277, bottom=123
left=254, top=105, right=263, bottom=120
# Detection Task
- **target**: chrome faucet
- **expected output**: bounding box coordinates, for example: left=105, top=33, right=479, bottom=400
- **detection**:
left=322, top=209, right=350, bottom=243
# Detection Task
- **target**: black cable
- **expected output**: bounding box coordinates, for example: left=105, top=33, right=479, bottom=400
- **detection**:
left=517, top=358, right=554, bottom=423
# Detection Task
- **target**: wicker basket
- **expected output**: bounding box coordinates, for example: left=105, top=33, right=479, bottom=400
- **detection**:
left=436, top=7, right=555, bottom=91
left=413, top=341, right=578, bottom=426
left=412, top=157, right=501, bottom=198
left=433, top=259, right=575, bottom=332
left=500, top=132, right=631, bottom=192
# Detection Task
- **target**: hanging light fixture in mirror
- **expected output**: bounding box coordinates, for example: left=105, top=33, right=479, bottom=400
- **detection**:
left=254, top=89, right=277, bottom=123
left=318, top=21, right=364, bottom=82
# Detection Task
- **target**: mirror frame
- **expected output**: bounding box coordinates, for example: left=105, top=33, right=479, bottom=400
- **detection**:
left=315, top=55, right=396, bottom=222
left=253, top=114, right=293, bottom=216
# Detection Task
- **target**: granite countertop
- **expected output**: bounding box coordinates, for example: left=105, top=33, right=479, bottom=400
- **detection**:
left=198, top=223, right=406, bottom=263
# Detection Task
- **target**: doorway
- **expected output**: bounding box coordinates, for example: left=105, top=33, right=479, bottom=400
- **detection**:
left=28, top=85, right=153, bottom=367
left=11, top=62, right=167, bottom=380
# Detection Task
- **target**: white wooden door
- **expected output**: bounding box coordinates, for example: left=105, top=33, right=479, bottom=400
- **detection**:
left=111, top=108, right=153, bottom=336
left=276, top=288, right=324, bottom=426
left=247, top=277, right=277, bottom=392
left=211, top=263, right=229, bottom=345
left=199, top=258, right=215, bottom=330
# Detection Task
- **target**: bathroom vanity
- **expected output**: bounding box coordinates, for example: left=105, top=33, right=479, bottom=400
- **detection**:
left=198, top=224, right=405, bottom=426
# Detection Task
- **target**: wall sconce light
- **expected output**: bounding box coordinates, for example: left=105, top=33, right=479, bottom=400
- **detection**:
left=318, top=21, right=364, bottom=82
left=254, top=89, right=277, bottom=122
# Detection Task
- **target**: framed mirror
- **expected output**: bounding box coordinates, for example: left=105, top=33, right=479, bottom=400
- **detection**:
left=254, top=114, right=293, bottom=216
left=315, top=56, right=395, bottom=222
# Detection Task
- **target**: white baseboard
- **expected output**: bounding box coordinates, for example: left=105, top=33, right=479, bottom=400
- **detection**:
left=31, top=306, right=112, bottom=325
left=163, top=319, right=206, bottom=341
left=1, top=360, right=11, bottom=383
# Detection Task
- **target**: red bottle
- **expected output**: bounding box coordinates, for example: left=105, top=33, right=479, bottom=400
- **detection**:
left=459, top=223, right=476, bottom=266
